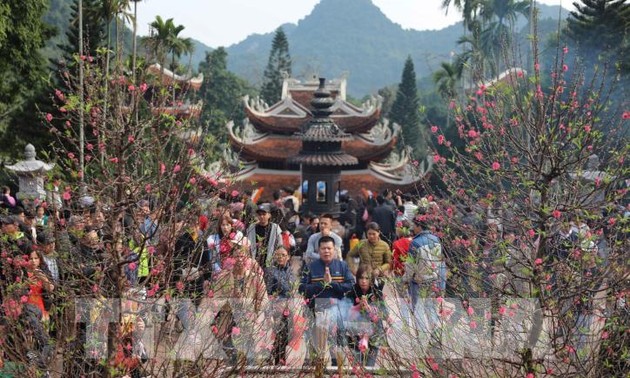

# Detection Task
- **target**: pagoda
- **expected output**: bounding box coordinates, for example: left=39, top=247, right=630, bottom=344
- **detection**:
left=220, top=76, right=430, bottom=199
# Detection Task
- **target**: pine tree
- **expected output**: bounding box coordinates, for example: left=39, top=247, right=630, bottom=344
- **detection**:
left=260, top=27, right=292, bottom=105
left=57, top=0, right=106, bottom=63
left=388, top=56, right=425, bottom=159
left=564, top=0, right=630, bottom=73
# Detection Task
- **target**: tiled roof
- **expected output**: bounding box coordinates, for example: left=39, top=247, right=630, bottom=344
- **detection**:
left=289, top=152, right=358, bottom=166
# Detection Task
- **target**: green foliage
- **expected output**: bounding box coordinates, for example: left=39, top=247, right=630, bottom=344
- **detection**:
left=388, top=56, right=426, bottom=160
left=260, top=27, right=292, bottom=105
left=198, top=48, right=256, bottom=150
left=564, top=0, right=630, bottom=75
left=0, top=0, right=55, bottom=157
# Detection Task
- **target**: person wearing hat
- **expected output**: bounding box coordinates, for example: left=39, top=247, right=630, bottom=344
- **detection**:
left=246, top=203, right=283, bottom=269
left=0, top=214, right=31, bottom=253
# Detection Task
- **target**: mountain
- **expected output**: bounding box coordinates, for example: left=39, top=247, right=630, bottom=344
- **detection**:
left=222, top=0, right=569, bottom=97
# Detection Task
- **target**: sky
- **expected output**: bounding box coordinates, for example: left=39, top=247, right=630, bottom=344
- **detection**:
left=134, top=0, right=569, bottom=48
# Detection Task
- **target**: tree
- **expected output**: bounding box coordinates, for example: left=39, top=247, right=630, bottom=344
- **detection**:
left=413, top=38, right=629, bottom=377
left=564, top=0, right=630, bottom=75
left=388, top=56, right=426, bottom=159
left=0, top=0, right=55, bottom=155
left=198, top=47, right=254, bottom=151
left=260, top=27, right=292, bottom=105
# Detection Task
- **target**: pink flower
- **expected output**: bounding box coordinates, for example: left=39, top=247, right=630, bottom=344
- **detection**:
left=601, top=331, right=609, bottom=339
left=45, top=113, right=53, bottom=122
left=128, top=85, right=135, bottom=91
left=534, top=258, right=543, bottom=266
left=584, top=125, right=591, bottom=133
left=173, top=164, right=181, bottom=173
left=552, top=209, right=562, bottom=219
left=562, top=64, right=568, bottom=72
left=433, top=154, right=441, bottom=163
left=437, top=135, right=445, bottom=145
left=608, top=217, right=616, bottom=226
left=145, top=184, right=152, bottom=192
left=469, top=320, right=477, bottom=329
left=528, top=229, right=536, bottom=238
left=231, top=326, right=240, bottom=336
left=491, top=161, right=501, bottom=171
left=139, top=83, right=148, bottom=92
left=175, top=281, right=184, bottom=292
left=534, top=63, right=540, bottom=71
left=128, top=135, right=135, bottom=143
left=467, top=129, right=478, bottom=138
left=231, top=190, right=239, bottom=197
left=622, top=111, right=630, bottom=119
left=211, top=325, right=218, bottom=334
left=189, top=177, right=197, bottom=185
left=86, top=143, right=93, bottom=151
left=159, top=163, right=166, bottom=174
left=109, top=157, right=119, bottom=164
left=430, top=125, right=438, bottom=133
left=358, top=336, right=368, bottom=352
left=499, top=306, right=506, bottom=316
left=128, top=262, right=137, bottom=271
left=207, top=290, right=214, bottom=298
left=62, top=190, right=71, bottom=201
left=526, top=373, right=535, bottom=378
left=467, top=306, right=474, bottom=316
left=563, top=46, right=569, bottom=54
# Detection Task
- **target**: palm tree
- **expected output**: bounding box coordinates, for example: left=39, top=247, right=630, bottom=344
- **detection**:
left=433, top=60, right=463, bottom=130
left=478, top=0, right=530, bottom=76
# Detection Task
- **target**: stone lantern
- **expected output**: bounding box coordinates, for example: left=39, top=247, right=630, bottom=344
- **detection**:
left=5, top=144, right=55, bottom=201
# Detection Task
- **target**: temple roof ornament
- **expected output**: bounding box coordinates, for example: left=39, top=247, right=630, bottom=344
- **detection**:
left=147, top=63, right=204, bottom=90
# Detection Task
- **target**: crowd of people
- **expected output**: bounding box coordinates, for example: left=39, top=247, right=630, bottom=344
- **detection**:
left=0, top=182, right=626, bottom=376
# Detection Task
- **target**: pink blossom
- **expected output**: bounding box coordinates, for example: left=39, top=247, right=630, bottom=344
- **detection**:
left=160, top=163, right=166, bottom=175
left=528, top=229, right=536, bottom=238
left=147, top=245, right=156, bottom=255
left=608, top=217, right=616, bottom=226
left=128, top=85, right=135, bottom=91
left=86, top=143, right=93, bottom=151
left=563, top=46, right=569, bottom=54
left=207, top=290, right=214, bottom=298
left=467, top=306, right=474, bottom=316
left=552, top=209, right=562, bottom=219
left=358, top=336, right=368, bottom=352
left=491, top=161, right=501, bottom=171
left=109, top=157, right=119, bottom=164
left=211, top=325, right=218, bottom=334
left=534, top=258, right=543, bottom=266
left=231, top=326, right=240, bottom=336
left=467, top=129, right=478, bottom=138
left=128, top=262, right=137, bottom=271
left=526, top=373, right=535, bottom=378
left=623, top=111, right=630, bottom=119
left=189, top=177, right=197, bottom=185
left=433, top=154, right=441, bottom=163
left=68, top=152, right=75, bottom=159
left=45, top=113, right=53, bottom=122
left=145, top=184, right=152, bottom=192
left=128, top=135, right=135, bottom=143
left=499, top=306, right=506, bottom=316
left=173, top=164, right=181, bottom=173
left=92, top=284, right=100, bottom=293
left=474, top=151, right=483, bottom=161
left=534, top=63, right=540, bottom=71
left=139, top=83, right=148, bottom=92
left=62, top=190, right=72, bottom=201
left=584, top=125, right=591, bottom=133
left=176, top=281, right=184, bottom=292
left=437, top=135, right=445, bottom=145
left=430, top=125, right=438, bottom=133
left=469, top=320, right=477, bottom=329
left=412, top=372, right=421, bottom=378
left=231, top=190, right=239, bottom=197
left=601, top=331, right=609, bottom=339
left=562, top=64, right=568, bottom=72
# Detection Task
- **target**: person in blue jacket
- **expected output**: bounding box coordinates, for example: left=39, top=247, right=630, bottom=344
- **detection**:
left=299, top=235, right=355, bottom=365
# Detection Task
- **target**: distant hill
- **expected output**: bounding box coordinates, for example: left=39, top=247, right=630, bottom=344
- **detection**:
left=222, top=0, right=569, bottom=97
left=44, top=0, right=569, bottom=97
